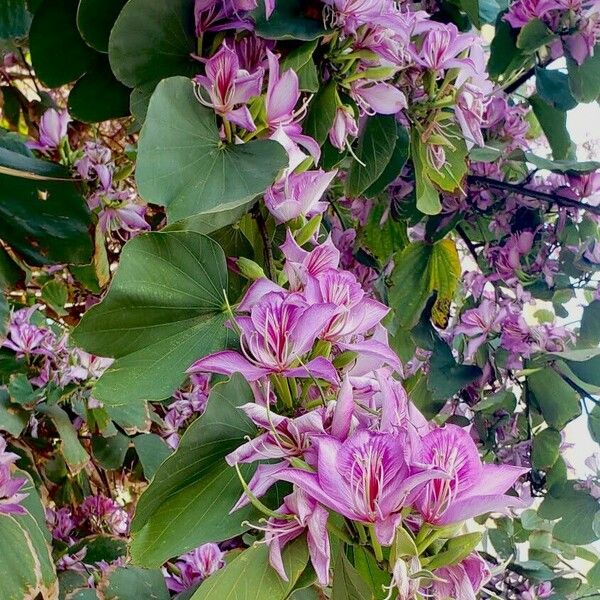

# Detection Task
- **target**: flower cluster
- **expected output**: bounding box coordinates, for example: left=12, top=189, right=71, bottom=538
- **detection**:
left=188, top=229, right=526, bottom=589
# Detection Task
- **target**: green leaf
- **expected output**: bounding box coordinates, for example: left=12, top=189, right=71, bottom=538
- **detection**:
left=424, top=532, right=483, bottom=570
left=91, top=432, right=130, bottom=470
left=38, top=404, right=89, bottom=472
left=253, top=0, right=327, bottom=40
left=529, top=94, right=572, bottom=161
left=347, top=115, right=398, bottom=197
left=137, top=77, right=287, bottom=223
left=69, top=535, right=128, bottom=564
left=535, top=68, right=577, bottom=112
left=68, top=58, right=131, bottom=123
left=193, top=538, right=308, bottom=599
left=280, top=40, right=320, bottom=92
left=587, top=560, right=600, bottom=589
left=130, top=376, right=263, bottom=567
left=363, top=125, right=410, bottom=197
left=411, top=129, right=441, bottom=215
left=508, top=149, right=600, bottom=173
left=303, top=81, right=338, bottom=147
left=539, top=482, right=600, bottom=544
left=0, top=0, right=32, bottom=40
left=164, top=201, right=256, bottom=236
left=331, top=550, right=372, bottom=600
left=0, top=473, right=57, bottom=600
left=353, top=546, right=391, bottom=599
left=428, top=337, right=482, bottom=403
left=29, top=0, right=96, bottom=87
left=0, top=168, right=93, bottom=266
left=362, top=203, right=408, bottom=265
left=8, top=373, right=41, bottom=406
left=101, top=566, right=169, bottom=600
left=516, top=19, right=556, bottom=52
left=588, top=404, right=600, bottom=444
left=72, top=231, right=233, bottom=406
left=424, top=128, right=468, bottom=194
left=488, top=15, right=529, bottom=79
left=41, top=279, right=68, bottom=315
left=527, top=368, right=581, bottom=430
left=579, top=300, right=600, bottom=347
left=76, top=0, right=127, bottom=53
left=108, top=0, right=197, bottom=113
left=531, top=428, right=561, bottom=470
left=460, top=0, right=481, bottom=28
left=566, top=47, right=600, bottom=103
left=133, top=433, right=172, bottom=480
left=0, top=388, right=28, bottom=436
left=389, top=239, right=461, bottom=330
left=389, top=243, right=433, bottom=329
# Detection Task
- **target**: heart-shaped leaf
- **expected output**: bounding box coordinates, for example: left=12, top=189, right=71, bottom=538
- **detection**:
left=71, top=231, right=234, bottom=406
left=137, top=77, right=287, bottom=222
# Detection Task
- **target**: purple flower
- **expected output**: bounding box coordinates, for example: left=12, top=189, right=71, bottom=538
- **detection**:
left=78, top=495, right=129, bottom=536
left=164, top=543, right=224, bottom=592
left=264, top=170, right=336, bottom=223
left=455, top=84, right=489, bottom=148
left=188, top=288, right=339, bottom=384
left=350, top=80, right=407, bottom=115
left=194, top=43, right=263, bottom=131
left=414, top=425, right=526, bottom=525
left=26, top=108, right=70, bottom=154
left=429, top=553, right=491, bottom=600
left=88, top=189, right=149, bottom=239
left=193, top=0, right=255, bottom=36
left=279, top=429, right=439, bottom=545
left=265, top=51, right=320, bottom=163
left=413, top=23, right=476, bottom=73
left=263, top=489, right=330, bottom=586
left=0, top=437, right=27, bottom=516
left=46, top=507, right=76, bottom=543
left=329, top=106, right=359, bottom=151
left=454, top=299, right=506, bottom=359
left=75, top=142, right=114, bottom=190
left=504, top=0, right=561, bottom=28
left=280, top=231, right=341, bottom=291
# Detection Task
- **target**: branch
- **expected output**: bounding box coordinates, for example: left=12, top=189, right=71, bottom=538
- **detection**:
left=455, top=223, right=479, bottom=264
left=467, top=175, right=600, bottom=216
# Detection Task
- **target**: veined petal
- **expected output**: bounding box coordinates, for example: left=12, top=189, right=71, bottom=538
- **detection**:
left=187, top=351, right=270, bottom=381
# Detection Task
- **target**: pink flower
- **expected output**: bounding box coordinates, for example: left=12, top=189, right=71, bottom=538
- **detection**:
left=329, top=106, right=359, bottom=150
left=194, top=43, right=263, bottom=131
left=164, top=543, right=225, bottom=592
left=0, top=437, right=27, bottom=516
left=413, top=23, right=476, bottom=73
left=429, top=553, right=491, bottom=600
left=455, top=84, right=489, bottom=148
left=504, top=0, right=561, bottom=28
left=88, top=189, right=149, bottom=239
left=414, top=425, right=526, bottom=525
left=188, top=287, right=339, bottom=384
left=26, top=108, right=70, bottom=153
left=350, top=80, right=407, bottom=115
left=265, top=50, right=320, bottom=163
left=304, top=269, right=400, bottom=370
left=279, top=429, right=440, bottom=545
left=264, top=170, right=336, bottom=223
left=280, top=231, right=341, bottom=291
left=263, top=490, right=330, bottom=586
left=75, top=141, right=114, bottom=190
left=454, top=299, right=506, bottom=359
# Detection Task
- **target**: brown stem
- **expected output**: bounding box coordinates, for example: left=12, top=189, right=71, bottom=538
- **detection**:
left=467, top=175, right=600, bottom=216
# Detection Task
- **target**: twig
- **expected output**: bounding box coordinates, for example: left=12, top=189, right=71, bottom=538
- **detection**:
left=467, top=175, right=600, bottom=216
left=456, top=223, right=479, bottom=264
left=253, top=206, right=274, bottom=280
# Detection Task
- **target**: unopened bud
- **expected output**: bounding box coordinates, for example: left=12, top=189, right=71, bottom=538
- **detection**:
left=236, top=257, right=265, bottom=280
